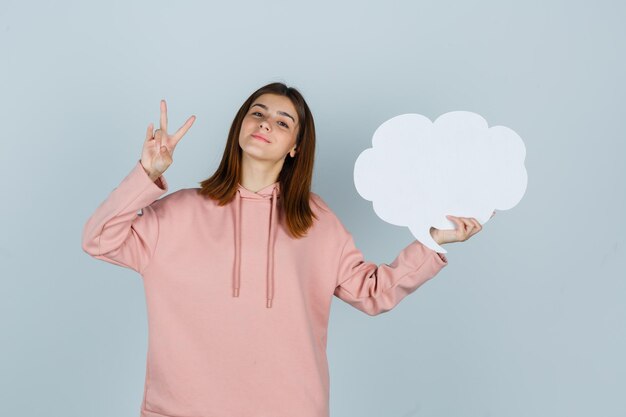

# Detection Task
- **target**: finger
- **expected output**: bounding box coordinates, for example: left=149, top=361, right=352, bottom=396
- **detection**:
left=446, top=215, right=465, bottom=232
left=161, top=146, right=173, bottom=165
left=171, top=115, right=196, bottom=144
left=145, top=123, right=154, bottom=142
left=465, top=218, right=480, bottom=238
left=469, top=218, right=482, bottom=235
left=155, top=128, right=162, bottom=152
left=160, top=99, right=168, bottom=133
left=458, top=217, right=474, bottom=239
left=463, top=217, right=476, bottom=231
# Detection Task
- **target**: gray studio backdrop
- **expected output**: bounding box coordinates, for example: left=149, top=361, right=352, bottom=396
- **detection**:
left=1, top=0, right=624, bottom=416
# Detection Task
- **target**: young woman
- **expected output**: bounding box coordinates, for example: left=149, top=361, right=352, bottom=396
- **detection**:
left=82, top=82, right=489, bottom=417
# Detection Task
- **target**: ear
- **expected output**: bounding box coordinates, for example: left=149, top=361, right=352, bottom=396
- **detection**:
left=289, top=146, right=297, bottom=158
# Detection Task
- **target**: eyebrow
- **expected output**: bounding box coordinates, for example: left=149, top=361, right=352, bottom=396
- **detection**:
left=251, top=103, right=296, bottom=124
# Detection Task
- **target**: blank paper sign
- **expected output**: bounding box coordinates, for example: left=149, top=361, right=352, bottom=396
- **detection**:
left=353, top=111, right=528, bottom=253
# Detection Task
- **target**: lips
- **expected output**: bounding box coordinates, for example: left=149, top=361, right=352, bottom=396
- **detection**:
left=252, top=133, right=269, bottom=143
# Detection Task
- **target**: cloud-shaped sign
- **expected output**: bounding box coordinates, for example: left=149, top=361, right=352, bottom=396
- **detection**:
left=353, top=111, right=528, bottom=253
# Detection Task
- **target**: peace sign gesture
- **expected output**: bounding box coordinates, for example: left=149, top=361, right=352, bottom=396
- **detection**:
left=140, top=99, right=196, bottom=181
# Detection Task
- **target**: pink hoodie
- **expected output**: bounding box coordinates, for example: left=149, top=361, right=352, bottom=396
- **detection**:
left=82, top=160, right=448, bottom=417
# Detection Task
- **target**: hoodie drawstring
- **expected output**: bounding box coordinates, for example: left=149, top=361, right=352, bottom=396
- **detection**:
left=232, top=185, right=279, bottom=308
left=233, top=190, right=242, bottom=298
left=266, top=187, right=278, bottom=308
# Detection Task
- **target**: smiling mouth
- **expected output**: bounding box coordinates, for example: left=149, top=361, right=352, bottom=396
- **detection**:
left=252, top=134, right=269, bottom=143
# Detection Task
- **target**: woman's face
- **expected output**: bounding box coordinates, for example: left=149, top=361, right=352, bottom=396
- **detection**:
left=238, top=93, right=299, bottom=163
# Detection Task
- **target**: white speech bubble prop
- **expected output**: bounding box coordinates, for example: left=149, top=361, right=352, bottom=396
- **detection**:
left=353, top=111, right=527, bottom=253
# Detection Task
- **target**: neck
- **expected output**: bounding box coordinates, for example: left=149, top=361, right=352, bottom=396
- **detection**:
left=239, top=153, right=283, bottom=193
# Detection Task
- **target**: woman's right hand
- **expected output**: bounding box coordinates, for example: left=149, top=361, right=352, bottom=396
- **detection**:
left=141, top=99, right=196, bottom=180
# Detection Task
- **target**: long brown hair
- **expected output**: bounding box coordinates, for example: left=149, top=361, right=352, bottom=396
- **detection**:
left=197, top=82, right=319, bottom=239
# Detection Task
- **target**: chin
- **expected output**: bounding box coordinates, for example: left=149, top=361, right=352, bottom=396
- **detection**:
left=241, top=145, right=273, bottom=162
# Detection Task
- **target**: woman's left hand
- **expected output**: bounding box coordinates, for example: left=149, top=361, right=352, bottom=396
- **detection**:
left=430, top=211, right=496, bottom=245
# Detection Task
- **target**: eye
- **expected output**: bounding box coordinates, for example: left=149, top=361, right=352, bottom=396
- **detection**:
left=251, top=111, right=289, bottom=128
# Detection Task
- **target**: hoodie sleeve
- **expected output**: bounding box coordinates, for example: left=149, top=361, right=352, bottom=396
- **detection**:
left=81, top=160, right=169, bottom=274
left=333, top=234, right=448, bottom=316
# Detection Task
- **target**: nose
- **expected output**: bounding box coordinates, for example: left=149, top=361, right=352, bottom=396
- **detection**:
left=259, top=120, right=270, bottom=131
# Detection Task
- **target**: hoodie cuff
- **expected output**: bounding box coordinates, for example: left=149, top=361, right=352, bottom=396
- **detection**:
left=136, top=159, right=168, bottom=191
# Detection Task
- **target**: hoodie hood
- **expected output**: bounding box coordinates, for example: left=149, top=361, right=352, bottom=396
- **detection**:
left=232, top=181, right=281, bottom=308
